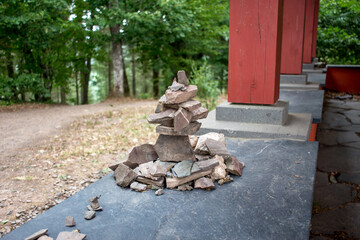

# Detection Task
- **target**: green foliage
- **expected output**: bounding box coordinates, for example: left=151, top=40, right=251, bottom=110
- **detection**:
left=317, top=0, right=360, bottom=64
left=190, top=60, right=219, bottom=110
left=0, top=74, right=47, bottom=101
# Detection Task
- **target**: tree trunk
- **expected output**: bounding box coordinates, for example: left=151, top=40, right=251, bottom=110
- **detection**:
left=81, top=58, right=91, bottom=104
left=131, top=50, right=136, bottom=97
left=60, top=87, right=66, bottom=104
left=108, top=53, right=112, bottom=97
left=108, top=0, right=124, bottom=98
left=152, top=68, right=159, bottom=98
left=75, top=71, right=79, bottom=105
left=123, top=56, right=130, bottom=97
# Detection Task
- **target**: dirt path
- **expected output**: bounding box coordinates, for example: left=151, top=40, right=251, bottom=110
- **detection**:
left=0, top=99, right=156, bottom=162
left=0, top=99, right=158, bottom=236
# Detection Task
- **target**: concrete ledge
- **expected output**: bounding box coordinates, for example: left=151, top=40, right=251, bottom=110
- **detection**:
left=280, top=83, right=320, bottom=90
left=199, top=110, right=312, bottom=141
left=280, top=74, right=307, bottom=84
left=302, top=69, right=325, bottom=74
left=216, top=101, right=288, bottom=125
left=303, top=63, right=314, bottom=70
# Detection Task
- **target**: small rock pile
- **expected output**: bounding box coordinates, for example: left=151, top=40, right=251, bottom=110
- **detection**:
left=111, top=70, right=244, bottom=192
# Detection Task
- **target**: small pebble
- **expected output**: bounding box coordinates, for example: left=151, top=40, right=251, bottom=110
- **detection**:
left=155, top=189, right=164, bottom=196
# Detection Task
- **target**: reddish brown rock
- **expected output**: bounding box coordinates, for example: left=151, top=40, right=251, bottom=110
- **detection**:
left=25, top=229, right=48, bottom=240
left=147, top=109, right=176, bottom=124
left=218, top=175, right=234, bottom=185
left=109, top=162, right=121, bottom=171
left=191, top=107, right=208, bottom=121
left=189, top=135, right=198, bottom=148
left=154, top=135, right=195, bottom=162
left=225, top=156, right=245, bottom=176
left=194, top=177, right=215, bottom=190
left=56, top=231, right=86, bottom=240
left=177, top=70, right=189, bottom=86
left=174, top=107, right=193, bottom=132
left=166, top=169, right=212, bottom=189
left=211, top=155, right=227, bottom=180
left=38, top=236, right=53, bottom=240
left=156, top=122, right=201, bottom=136
left=65, top=216, right=76, bottom=227
left=123, top=144, right=158, bottom=169
left=177, top=184, right=193, bottom=191
left=196, top=157, right=219, bottom=171
left=165, top=85, right=198, bottom=104
left=205, top=139, right=231, bottom=159
left=164, top=100, right=201, bottom=112
left=195, top=132, right=226, bottom=154
left=114, top=163, right=137, bottom=188
left=195, top=154, right=211, bottom=161
left=137, top=176, right=164, bottom=187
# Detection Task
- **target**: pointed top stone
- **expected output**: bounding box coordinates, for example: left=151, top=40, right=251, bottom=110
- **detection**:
left=177, top=70, right=189, bottom=86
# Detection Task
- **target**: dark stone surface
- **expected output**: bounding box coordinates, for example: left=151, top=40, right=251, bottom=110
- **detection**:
left=311, top=203, right=360, bottom=239
left=279, top=89, right=324, bottom=123
left=3, top=139, right=318, bottom=240
left=313, top=183, right=355, bottom=209
left=317, top=146, right=360, bottom=173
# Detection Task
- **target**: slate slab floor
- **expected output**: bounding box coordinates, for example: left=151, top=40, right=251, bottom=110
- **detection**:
left=311, top=99, right=360, bottom=239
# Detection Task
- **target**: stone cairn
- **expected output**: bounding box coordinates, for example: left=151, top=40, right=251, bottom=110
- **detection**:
left=110, top=70, right=244, bottom=192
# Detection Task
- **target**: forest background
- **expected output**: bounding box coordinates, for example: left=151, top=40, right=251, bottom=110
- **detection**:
left=0, top=0, right=359, bottom=106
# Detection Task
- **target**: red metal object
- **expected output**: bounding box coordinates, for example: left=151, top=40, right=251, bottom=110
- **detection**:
left=280, top=0, right=306, bottom=74
left=303, top=0, right=315, bottom=63
left=308, top=123, right=317, bottom=141
left=311, top=0, right=319, bottom=58
left=228, top=0, right=283, bottom=105
left=325, top=66, right=360, bottom=94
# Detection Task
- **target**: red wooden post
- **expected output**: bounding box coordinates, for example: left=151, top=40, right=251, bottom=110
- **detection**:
left=280, top=0, right=306, bottom=74
left=303, top=0, right=315, bottom=63
left=311, top=0, right=320, bottom=58
left=228, top=0, right=284, bottom=105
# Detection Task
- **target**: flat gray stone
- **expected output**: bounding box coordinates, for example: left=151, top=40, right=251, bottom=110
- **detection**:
left=307, top=73, right=326, bottom=85
left=280, top=74, right=307, bottom=84
left=311, top=203, right=360, bottom=239
left=317, top=146, right=360, bottom=173
left=279, top=89, right=324, bottom=123
left=177, top=70, right=189, bottom=86
left=216, top=101, right=289, bottom=125
left=313, top=183, right=355, bottom=209
left=199, top=110, right=312, bottom=141
left=3, top=139, right=319, bottom=240
left=130, top=182, right=148, bottom=192
left=172, top=160, right=197, bottom=178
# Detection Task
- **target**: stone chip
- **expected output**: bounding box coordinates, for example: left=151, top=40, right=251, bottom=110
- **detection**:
left=194, top=177, right=215, bottom=190
left=25, top=229, right=48, bottom=240
left=56, top=231, right=87, bottom=240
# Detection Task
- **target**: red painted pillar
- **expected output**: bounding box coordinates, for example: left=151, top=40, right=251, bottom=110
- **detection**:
left=312, top=0, right=320, bottom=58
left=303, top=0, right=315, bottom=63
left=280, top=0, right=306, bottom=74
left=228, top=0, right=284, bottom=105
